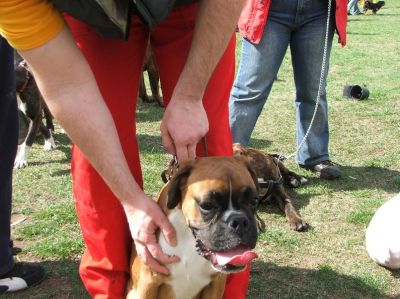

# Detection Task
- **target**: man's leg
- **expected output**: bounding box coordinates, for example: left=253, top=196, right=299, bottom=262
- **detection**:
left=152, top=4, right=249, bottom=298
left=229, top=14, right=291, bottom=146
left=0, top=34, right=18, bottom=282
left=290, top=1, right=340, bottom=179
left=290, top=1, right=334, bottom=167
left=0, top=36, right=45, bottom=294
left=65, top=15, right=149, bottom=299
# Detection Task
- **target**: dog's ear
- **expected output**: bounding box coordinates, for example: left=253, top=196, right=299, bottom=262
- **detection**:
left=232, top=143, right=245, bottom=156
left=234, top=156, right=260, bottom=194
left=167, top=162, right=194, bottom=209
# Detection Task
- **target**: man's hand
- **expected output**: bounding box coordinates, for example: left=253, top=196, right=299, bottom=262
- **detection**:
left=123, top=193, right=180, bottom=275
left=161, top=96, right=209, bottom=163
left=160, top=0, right=244, bottom=162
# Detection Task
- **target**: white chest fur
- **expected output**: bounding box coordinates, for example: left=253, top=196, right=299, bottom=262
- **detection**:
left=158, top=209, right=216, bottom=299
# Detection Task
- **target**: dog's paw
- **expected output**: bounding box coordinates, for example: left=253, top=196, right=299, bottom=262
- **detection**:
left=14, top=156, right=28, bottom=169
left=286, top=175, right=308, bottom=188
left=44, top=136, right=56, bottom=151
left=14, top=144, right=30, bottom=169
left=290, top=219, right=309, bottom=232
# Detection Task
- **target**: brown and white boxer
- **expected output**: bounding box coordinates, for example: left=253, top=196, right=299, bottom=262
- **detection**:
left=126, top=156, right=261, bottom=299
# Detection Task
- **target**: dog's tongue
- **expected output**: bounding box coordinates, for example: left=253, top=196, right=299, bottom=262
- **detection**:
left=214, top=246, right=258, bottom=266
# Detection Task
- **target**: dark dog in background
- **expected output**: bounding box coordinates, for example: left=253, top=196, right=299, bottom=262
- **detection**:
left=14, top=52, right=55, bottom=168
left=233, top=143, right=309, bottom=231
left=139, top=44, right=163, bottom=106
left=363, top=0, right=385, bottom=14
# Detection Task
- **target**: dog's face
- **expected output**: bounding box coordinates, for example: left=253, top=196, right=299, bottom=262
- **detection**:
left=167, top=156, right=259, bottom=273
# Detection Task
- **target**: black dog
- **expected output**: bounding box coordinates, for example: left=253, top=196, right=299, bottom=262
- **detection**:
left=139, top=43, right=163, bottom=106
left=363, top=0, right=385, bottom=14
left=14, top=53, right=55, bottom=168
left=233, top=144, right=309, bottom=232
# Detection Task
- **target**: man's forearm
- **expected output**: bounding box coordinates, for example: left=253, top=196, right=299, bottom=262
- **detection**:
left=175, top=0, right=244, bottom=100
left=20, top=26, right=142, bottom=204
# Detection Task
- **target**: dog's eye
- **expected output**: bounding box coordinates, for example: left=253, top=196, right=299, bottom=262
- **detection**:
left=249, top=196, right=259, bottom=208
left=199, top=201, right=217, bottom=212
left=242, top=187, right=259, bottom=208
left=209, top=191, right=222, bottom=201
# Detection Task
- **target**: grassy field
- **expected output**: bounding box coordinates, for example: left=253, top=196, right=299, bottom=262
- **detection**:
left=7, top=2, right=400, bottom=298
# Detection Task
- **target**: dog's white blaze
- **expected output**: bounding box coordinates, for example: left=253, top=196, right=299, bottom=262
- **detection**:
left=159, top=209, right=215, bottom=299
left=227, top=178, right=235, bottom=211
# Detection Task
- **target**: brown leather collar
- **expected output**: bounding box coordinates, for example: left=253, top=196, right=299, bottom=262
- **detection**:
left=17, top=61, right=30, bottom=94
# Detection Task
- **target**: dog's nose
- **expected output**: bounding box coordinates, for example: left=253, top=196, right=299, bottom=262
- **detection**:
left=223, top=211, right=249, bottom=234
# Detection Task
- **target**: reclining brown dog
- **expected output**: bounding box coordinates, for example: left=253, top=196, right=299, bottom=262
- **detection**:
left=233, top=143, right=309, bottom=232
left=126, top=156, right=260, bottom=299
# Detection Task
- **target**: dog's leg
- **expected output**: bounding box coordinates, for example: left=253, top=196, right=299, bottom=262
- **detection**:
left=273, top=188, right=309, bottom=232
left=276, top=160, right=307, bottom=188
left=38, top=122, right=56, bottom=151
left=147, top=62, right=162, bottom=107
left=14, top=104, right=42, bottom=168
left=198, top=274, right=226, bottom=299
left=139, top=73, right=150, bottom=103
left=42, top=101, right=54, bottom=133
left=14, top=119, right=35, bottom=168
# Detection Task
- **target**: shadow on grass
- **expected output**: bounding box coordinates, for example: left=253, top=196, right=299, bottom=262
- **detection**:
left=136, top=101, right=164, bottom=123
left=248, top=261, right=393, bottom=299
left=137, top=133, right=165, bottom=154
left=326, top=166, right=400, bottom=194
left=6, top=260, right=89, bottom=299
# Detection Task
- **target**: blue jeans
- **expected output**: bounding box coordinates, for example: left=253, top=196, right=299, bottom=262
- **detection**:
left=229, top=0, right=334, bottom=166
left=348, top=0, right=362, bottom=15
left=0, top=37, right=18, bottom=276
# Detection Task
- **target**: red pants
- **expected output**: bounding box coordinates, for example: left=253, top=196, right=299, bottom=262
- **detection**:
left=66, top=4, right=250, bottom=298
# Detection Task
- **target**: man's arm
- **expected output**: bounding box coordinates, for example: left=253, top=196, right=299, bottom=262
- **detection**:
left=160, top=0, right=245, bottom=162
left=19, top=26, right=178, bottom=274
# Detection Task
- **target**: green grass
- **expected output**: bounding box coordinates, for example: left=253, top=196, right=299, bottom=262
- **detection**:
left=7, top=2, right=400, bottom=298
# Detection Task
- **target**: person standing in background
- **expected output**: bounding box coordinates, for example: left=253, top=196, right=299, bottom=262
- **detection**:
left=229, top=0, right=347, bottom=180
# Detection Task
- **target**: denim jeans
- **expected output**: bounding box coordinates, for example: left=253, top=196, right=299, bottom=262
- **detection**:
left=348, top=0, right=362, bottom=15
left=0, top=36, right=18, bottom=276
left=229, top=0, right=334, bottom=166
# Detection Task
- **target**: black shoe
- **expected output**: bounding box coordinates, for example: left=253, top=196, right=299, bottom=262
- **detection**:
left=0, top=263, right=45, bottom=294
left=300, top=160, right=342, bottom=180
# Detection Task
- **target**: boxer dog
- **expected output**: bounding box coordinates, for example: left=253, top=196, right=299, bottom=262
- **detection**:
left=233, top=143, right=309, bottom=232
left=126, top=156, right=261, bottom=299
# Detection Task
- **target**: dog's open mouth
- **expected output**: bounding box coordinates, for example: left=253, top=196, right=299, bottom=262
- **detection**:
left=195, top=239, right=258, bottom=273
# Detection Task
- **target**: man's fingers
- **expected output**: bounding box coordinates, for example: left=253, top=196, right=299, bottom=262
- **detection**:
left=147, top=243, right=180, bottom=265
left=135, top=243, right=170, bottom=275
left=187, top=143, right=197, bottom=160
left=161, top=126, right=176, bottom=156
left=176, top=145, right=189, bottom=164
left=157, top=213, right=177, bottom=247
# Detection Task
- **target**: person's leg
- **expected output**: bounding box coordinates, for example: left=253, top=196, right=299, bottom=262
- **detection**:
left=152, top=4, right=235, bottom=156
left=229, top=0, right=299, bottom=147
left=152, top=4, right=248, bottom=298
left=65, top=15, right=149, bottom=299
left=0, top=35, right=18, bottom=279
left=290, top=0, right=334, bottom=167
left=348, top=0, right=362, bottom=15
left=0, top=37, right=45, bottom=294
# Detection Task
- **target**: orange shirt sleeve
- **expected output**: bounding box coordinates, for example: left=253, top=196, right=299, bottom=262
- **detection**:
left=0, top=0, right=64, bottom=50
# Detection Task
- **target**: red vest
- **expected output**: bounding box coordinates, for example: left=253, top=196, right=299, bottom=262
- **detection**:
left=238, top=0, right=347, bottom=46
